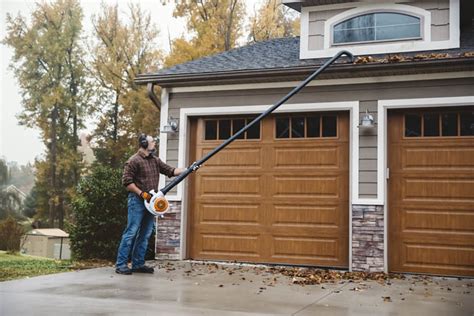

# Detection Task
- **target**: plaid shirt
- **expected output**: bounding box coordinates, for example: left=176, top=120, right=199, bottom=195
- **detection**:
left=122, top=148, right=175, bottom=192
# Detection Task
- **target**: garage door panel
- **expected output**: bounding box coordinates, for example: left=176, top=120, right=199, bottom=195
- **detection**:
left=402, top=208, right=474, bottom=233
left=272, top=175, right=340, bottom=198
left=273, top=146, right=341, bottom=169
left=271, top=204, right=339, bottom=228
left=199, top=175, right=262, bottom=197
left=404, top=243, right=474, bottom=269
left=271, top=236, right=340, bottom=261
left=403, top=146, right=474, bottom=170
left=199, top=234, right=261, bottom=258
left=199, top=203, right=260, bottom=225
left=402, top=178, right=474, bottom=201
left=200, top=146, right=262, bottom=168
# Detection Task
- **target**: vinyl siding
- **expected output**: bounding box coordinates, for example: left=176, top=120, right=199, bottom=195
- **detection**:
left=359, top=100, right=377, bottom=199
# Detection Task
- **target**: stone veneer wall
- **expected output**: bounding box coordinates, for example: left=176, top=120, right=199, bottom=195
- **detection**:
left=155, top=201, right=181, bottom=260
left=352, top=205, right=384, bottom=272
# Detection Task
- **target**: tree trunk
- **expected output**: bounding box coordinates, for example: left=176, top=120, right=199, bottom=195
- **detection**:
left=49, top=107, right=58, bottom=227
left=73, top=110, right=79, bottom=185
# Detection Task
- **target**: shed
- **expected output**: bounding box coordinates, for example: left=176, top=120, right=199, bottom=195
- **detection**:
left=21, top=229, right=71, bottom=260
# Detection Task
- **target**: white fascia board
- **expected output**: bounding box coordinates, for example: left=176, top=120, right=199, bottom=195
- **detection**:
left=169, top=71, right=474, bottom=94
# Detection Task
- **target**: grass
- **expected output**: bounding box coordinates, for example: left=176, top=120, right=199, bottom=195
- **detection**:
left=0, top=251, right=113, bottom=282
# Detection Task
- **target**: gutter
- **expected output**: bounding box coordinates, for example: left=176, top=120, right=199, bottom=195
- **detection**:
left=135, top=57, right=474, bottom=87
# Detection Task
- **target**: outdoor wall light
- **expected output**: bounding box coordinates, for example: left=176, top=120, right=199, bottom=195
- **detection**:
left=358, top=109, right=376, bottom=128
left=160, top=117, right=179, bottom=133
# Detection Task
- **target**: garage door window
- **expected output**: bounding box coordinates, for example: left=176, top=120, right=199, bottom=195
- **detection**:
left=276, top=115, right=337, bottom=138
left=405, top=110, right=474, bottom=137
left=205, top=118, right=260, bottom=140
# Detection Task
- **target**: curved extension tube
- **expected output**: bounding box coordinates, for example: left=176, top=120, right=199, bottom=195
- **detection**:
left=145, top=50, right=354, bottom=216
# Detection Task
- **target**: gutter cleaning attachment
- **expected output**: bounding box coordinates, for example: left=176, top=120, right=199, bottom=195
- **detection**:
left=145, top=50, right=354, bottom=216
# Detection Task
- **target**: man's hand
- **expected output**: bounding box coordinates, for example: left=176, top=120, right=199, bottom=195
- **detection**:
left=174, top=168, right=187, bottom=176
left=140, top=191, right=152, bottom=202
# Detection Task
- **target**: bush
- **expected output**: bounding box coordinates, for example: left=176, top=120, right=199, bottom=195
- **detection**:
left=69, top=165, right=128, bottom=260
left=0, top=216, right=25, bottom=252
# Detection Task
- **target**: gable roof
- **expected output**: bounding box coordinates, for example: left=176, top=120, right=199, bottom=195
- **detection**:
left=135, top=28, right=474, bottom=86
left=4, top=184, right=27, bottom=199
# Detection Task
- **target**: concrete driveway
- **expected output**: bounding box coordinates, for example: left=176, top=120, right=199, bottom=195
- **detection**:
left=1, top=261, right=472, bottom=315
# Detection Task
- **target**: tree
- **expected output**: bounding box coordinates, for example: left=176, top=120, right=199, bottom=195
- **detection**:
left=0, top=160, right=8, bottom=185
left=164, top=0, right=246, bottom=67
left=248, top=0, right=300, bottom=43
left=3, top=0, right=89, bottom=228
left=0, top=216, right=25, bottom=252
left=0, top=191, right=22, bottom=220
left=68, top=165, right=127, bottom=260
left=88, top=2, right=162, bottom=168
left=22, top=186, right=38, bottom=218
left=0, top=159, right=22, bottom=220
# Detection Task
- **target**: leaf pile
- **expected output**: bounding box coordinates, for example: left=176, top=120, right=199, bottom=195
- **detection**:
left=267, top=267, right=405, bottom=285
left=354, top=51, right=474, bottom=64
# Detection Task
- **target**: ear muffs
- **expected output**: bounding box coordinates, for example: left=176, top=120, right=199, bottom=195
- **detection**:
left=139, top=134, right=148, bottom=149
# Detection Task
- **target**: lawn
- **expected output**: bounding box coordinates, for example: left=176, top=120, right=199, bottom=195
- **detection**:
left=0, top=251, right=112, bottom=282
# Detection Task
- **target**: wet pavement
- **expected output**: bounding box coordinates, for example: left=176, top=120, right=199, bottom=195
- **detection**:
left=1, top=261, right=473, bottom=315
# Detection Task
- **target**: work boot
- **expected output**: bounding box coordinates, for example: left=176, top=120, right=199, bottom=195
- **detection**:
left=115, top=267, right=132, bottom=275
left=131, top=265, right=154, bottom=273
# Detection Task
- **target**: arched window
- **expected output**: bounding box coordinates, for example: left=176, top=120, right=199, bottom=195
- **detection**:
left=333, top=12, right=421, bottom=44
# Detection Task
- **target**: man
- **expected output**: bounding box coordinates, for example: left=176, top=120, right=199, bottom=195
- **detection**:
left=116, top=134, right=184, bottom=275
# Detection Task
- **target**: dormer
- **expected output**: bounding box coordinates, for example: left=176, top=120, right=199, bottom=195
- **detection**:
left=283, top=0, right=460, bottom=58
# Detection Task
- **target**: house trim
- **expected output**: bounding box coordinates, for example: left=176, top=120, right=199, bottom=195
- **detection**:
left=300, top=0, right=460, bottom=59
left=378, top=95, right=474, bottom=273
left=168, top=71, right=474, bottom=94
left=173, top=101, right=363, bottom=266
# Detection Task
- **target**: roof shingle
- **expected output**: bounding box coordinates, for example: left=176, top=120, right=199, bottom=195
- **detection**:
left=152, top=27, right=474, bottom=77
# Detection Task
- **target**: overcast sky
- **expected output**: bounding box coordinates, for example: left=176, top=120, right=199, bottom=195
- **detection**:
left=1, top=0, right=264, bottom=165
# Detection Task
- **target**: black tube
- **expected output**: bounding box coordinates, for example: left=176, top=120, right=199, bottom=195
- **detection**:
left=160, top=50, right=354, bottom=195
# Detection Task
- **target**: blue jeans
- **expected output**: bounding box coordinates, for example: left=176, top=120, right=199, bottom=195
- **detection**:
left=116, top=193, right=155, bottom=269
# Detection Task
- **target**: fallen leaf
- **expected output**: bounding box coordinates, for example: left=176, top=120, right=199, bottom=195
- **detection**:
left=349, top=287, right=364, bottom=292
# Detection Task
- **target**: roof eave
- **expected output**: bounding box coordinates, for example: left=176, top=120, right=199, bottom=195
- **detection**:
left=135, top=58, right=474, bottom=87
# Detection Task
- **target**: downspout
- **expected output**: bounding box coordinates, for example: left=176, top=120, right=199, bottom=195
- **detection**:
left=147, top=83, right=161, bottom=111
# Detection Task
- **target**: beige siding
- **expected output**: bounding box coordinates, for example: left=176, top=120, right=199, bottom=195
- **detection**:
left=165, top=129, right=179, bottom=195
left=307, top=8, right=349, bottom=51
left=359, top=101, right=377, bottom=199
left=420, top=0, right=450, bottom=42
left=309, top=35, right=324, bottom=50
left=167, top=78, right=474, bottom=199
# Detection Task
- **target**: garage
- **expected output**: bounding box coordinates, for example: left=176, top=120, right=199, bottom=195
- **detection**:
left=187, top=111, right=349, bottom=267
left=388, top=107, right=474, bottom=276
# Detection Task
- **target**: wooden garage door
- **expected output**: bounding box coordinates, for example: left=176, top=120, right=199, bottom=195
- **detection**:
left=187, top=112, right=349, bottom=267
left=388, top=107, right=474, bottom=276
